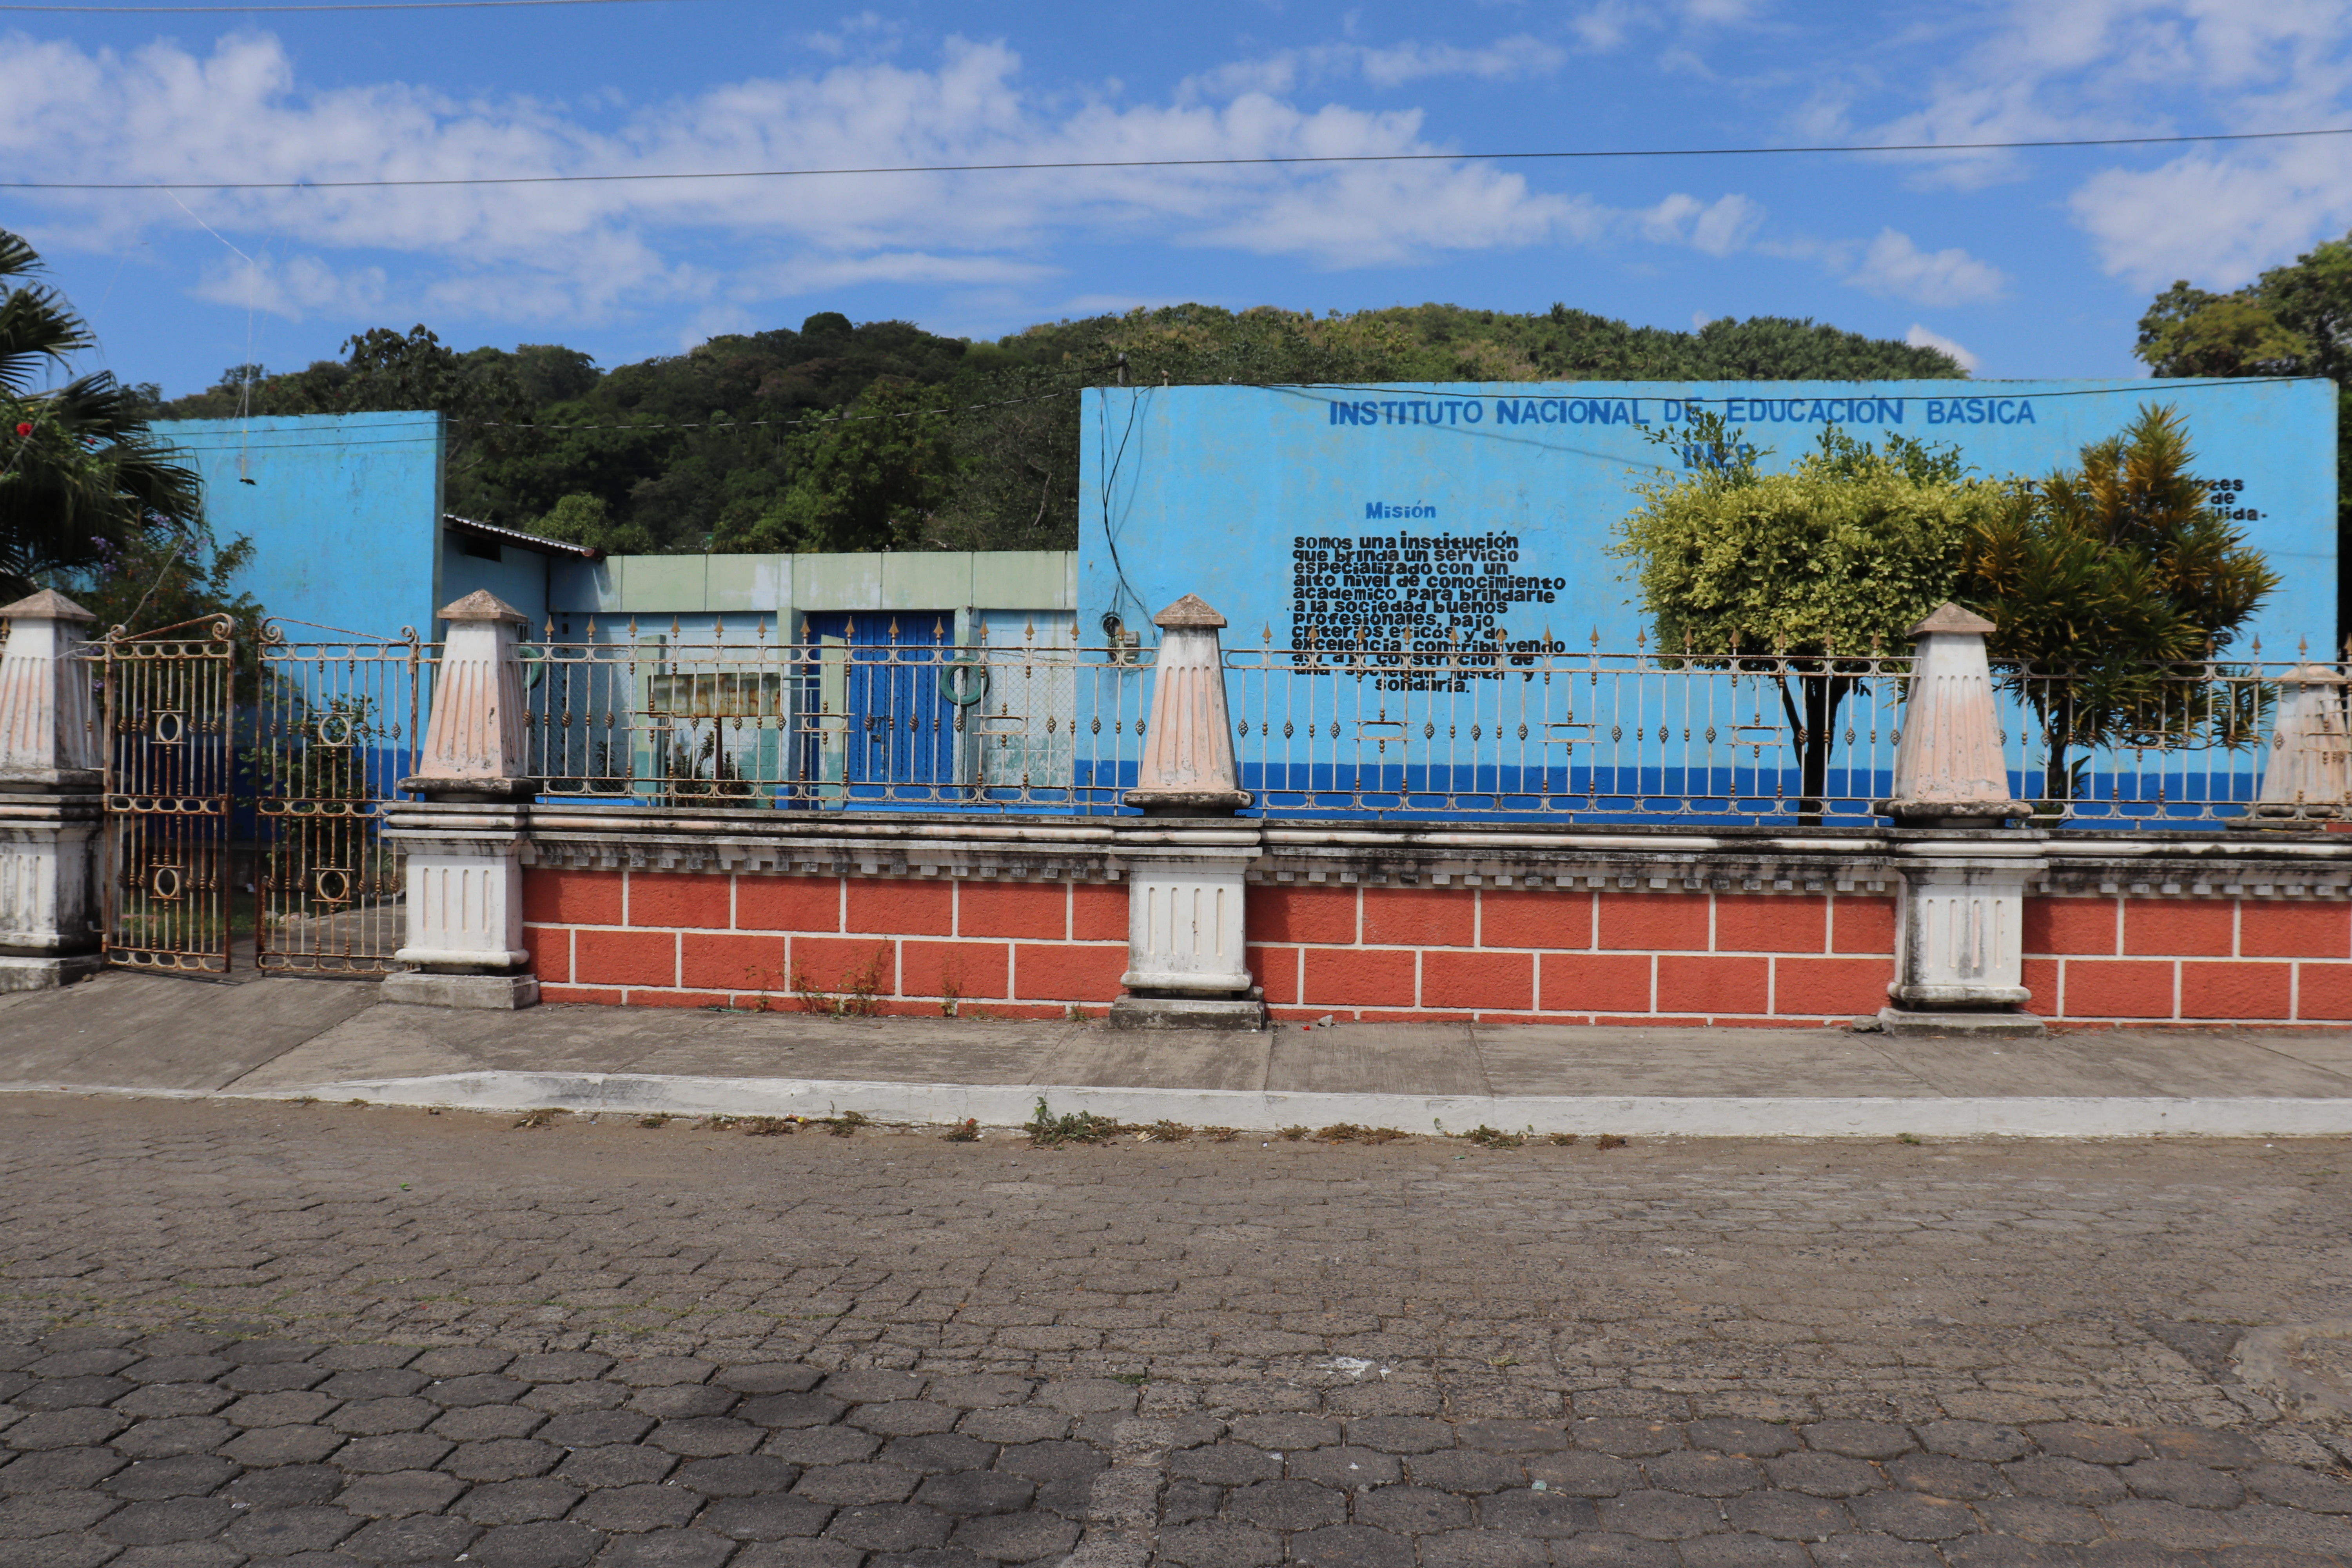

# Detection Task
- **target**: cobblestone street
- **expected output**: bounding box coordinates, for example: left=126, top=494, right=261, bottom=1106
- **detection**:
left=4, top=1094, right=2352, bottom=1566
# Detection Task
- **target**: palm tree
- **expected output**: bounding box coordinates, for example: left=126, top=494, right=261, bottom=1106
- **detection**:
left=0, top=229, right=201, bottom=602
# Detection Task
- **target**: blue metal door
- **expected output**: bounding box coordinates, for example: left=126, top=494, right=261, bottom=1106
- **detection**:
left=809, top=613, right=957, bottom=800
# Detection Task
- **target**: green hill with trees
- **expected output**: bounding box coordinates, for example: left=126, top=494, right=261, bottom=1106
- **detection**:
left=154, top=302, right=1965, bottom=557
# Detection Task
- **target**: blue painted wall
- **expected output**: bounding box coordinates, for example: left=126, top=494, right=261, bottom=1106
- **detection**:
left=153, top=412, right=445, bottom=640
left=1080, top=379, right=2339, bottom=657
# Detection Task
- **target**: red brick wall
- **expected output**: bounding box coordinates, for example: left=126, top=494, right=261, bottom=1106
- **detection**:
left=1247, top=884, right=1895, bottom=1026
left=2024, top=896, right=2352, bottom=1026
left=523, top=868, right=1127, bottom=1017
left=524, top=867, right=2352, bottom=1027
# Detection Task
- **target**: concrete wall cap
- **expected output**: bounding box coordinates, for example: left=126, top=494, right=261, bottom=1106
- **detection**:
left=438, top=589, right=530, bottom=624
left=2280, top=662, right=2350, bottom=686
left=0, top=590, right=95, bottom=622
left=1154, top=593, right=1227, bottom=629
left=1908, top=601, right=1995, bottom=637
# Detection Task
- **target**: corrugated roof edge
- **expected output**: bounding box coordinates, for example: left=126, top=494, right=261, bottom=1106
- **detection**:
left=443, top=513, right=603, bottom=561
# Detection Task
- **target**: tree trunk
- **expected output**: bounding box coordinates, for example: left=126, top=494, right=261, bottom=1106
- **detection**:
left=1777, top=671, right=1848, bottom=828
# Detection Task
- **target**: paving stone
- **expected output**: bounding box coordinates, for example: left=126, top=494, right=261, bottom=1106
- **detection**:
left=220, top=1362, right=329, bottom=1394
left=2141, top=1428, right=2270, bottom=1469
left=331, top=1432, right=454, bottom=1474
left=712, top=1365, right=820, bottom=1397
left=309, top=1347, right=420, bottom=1374
left=435, top=1405, right=550, bottom=1442
left=1805, top=1423, right=1916, bottom=1459
left=468, top=1519, right=604, bottom=1566
left=2005, top=1455, right=2127, bottom=1504
left=1886, top=1452, right=2004, bottom=1499
left=946, top=1509, right=1079, bottom=1562
left=1288, top=1445, right=1401, bottom=1490
left=676, top=1455, right=799, bottom=1496
left=219, top=1423, right=346, bottom=1466
left=98, top=1496, right=239, bottom=1544
left=217, top=1503, right=364, bottom=1553
left=1354, top=1483, right=1471, bottom=1532
left=1169, top=1443, right=1280, bottom=1485
left=18, top=1375, right=136, bottom=1409
left=223, top=1391, right=341, bottom=1429
left=410, top=1348, right=513, bottom=1379
left=0, top=1536, right=118, bottom=1568
left=1033, top=1380, right=1134, bottom=1416
left=31, top=1350, right=142, bottom=1378
left=124, top=1358, right=233, bottom=1387
left=333, top=1468, right=470, bottom=1517
left=446, top=1437, right=563, bottom=1481
left=560, top=1445, right=680, bottom=1488
left=1679, top=1537, right=1812, bottom=1568
left=1478, top=1487, right=1606, bottom=1537
left=1806, top=1538, right=1941, bottom=1566
left=1342, top=1418, right=1452, bottom=1455
left=222, top=1464, right=343, bottom=1507
left=1940, top=1537, right=2080, bottom=1567
left=532, top=1382, right=631, bottom=1417
left=1765, top=1452, right=1886, bottom=1498
left=221, top=1341, right=321, bottom=1367
left=731, top=1542, right=863, bottom=1568
left=1157, top=1520, right=1280, bottom=1566
left=2029, top=1424, right=2154, bottom=1465
left=819, top=1372, right=924, bottom=1405
left=920, top=1377, right=1031, bottom=1410
left=1596, top=1487, right=1723, bottom=1540
left=319, top=1369, right=430, bottom=1400
left=879, top=1436, right=994, bottom=1477
left=1288, top=1522, right=1415, bottom=1568
left=1416, top=1528, right=1552, bottom=1568
left=570, top=1483, right=704, bottom=1532
left=1528, top=1450, right=1642, bottom=1496
left=1573, top=1420, right=1685, bottom=1457
left=1724, top=1488, right=1848, bottom=1540
left=614, top=1360, right=717, bottom=1390
left=105, top=1544, right=248, bottom=1568
left=103, top=1455, right=238, bottom=1502
left=1405, top=1449, right=1524, bottom=1493
left=595, top=1528, right=741, bottom=1567
left=1550, top=1531, right=1679, bottom=1565
left=543, top=1410, right=658, bottom=1449
left=509, top=1353, right=617, bottom=1384
left=1226, top=1477, right=1347, bottom=1530
left=952, top=1409, right=1064, bottom=1446
left=426, top=1372, right=529, bottom=1409
left=851, top=1401, right=959, bottom=1437
left=328, top=1396, right=440, bottom=1436
left=114, top=1417, right=236, bottom=1458
left=459, top=1476, right=584, bottom=1524
left=2245, top=1464, right=2352, bottom=1513
left=762, top=1429, right=880, bottom=1468
left=1226, top=1415, right=1339, bottom=1451
left=1644, top=1450, right=1762, bottom=1497
left=652, top=1419, right=765, bottom=1458
left=737, top=1395, right=845, bottom=1431
left=824, top=1503, right=950, bottom=1552
left=911, top=1471, right=1033, bottom=1516
left=0, top=1487, right=119, bottom=1536
left=796, top=1463, right=919, bottom=1507
left=1687, top=1420, right=1802, bottom=1458
left=1975, top=1495, right=2107, bottom=1543
left=632, top=1386, right=739, bottom=1421
left=2124, top=1458, right=2249, bottom=1508
left=991, top=1443, right=1102, bottom=1484
left=1847, top=1491, right=1979, bottom=1540
left=115, top=1385, right=236, bottom=1421
left=1918, top=1421, right=2033, bottom=1463
left=700, top=1494, right=835, bottom=1541
left=3, top=1407, right=130, bottom=1450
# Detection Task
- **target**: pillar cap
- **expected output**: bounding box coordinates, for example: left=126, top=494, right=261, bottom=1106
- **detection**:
left=1154, top=594, right=1227, bottom=630
left=439, top=589, right=530, bottom=624
left=1908, top=601, right=1995, bottom=637
left=2279, top=662, right=2350, bottom=686
left=0, top=589, right=96, bottom=622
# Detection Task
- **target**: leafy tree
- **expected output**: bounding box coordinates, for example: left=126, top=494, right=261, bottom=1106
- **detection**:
left=530, top=492, right=656, bottom=555
left=1612, top=413, right=2005, bottom=820
left=0, top=230, right=203, bottom=601
left=74, top=528, right=266, bottom=655
left=711, top=380, right=958, bottom=553
left=1957, top=403, right=2278, bottom=805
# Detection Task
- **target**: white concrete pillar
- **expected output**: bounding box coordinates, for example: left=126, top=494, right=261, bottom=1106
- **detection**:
left=2254, top=663, right=2351, bottom=821
left=386, top=592, right=539, bottom=1008
left=1878, top=602, right=2029, bottom=826
left=1111, top=596, right=1263, bottom=1029
left=0, top=591, right=103, bottom=990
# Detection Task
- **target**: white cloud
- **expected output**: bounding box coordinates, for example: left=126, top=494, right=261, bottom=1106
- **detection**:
left=1905, top=323, right=1981, bottom=372
left=0, top=30, right=1760, bottom=323
left=1175, top=35, right=1565, bottom=103
left=1845, top=229, right=2008, bottom=306
left=1849, top=2, right=2352, bottom=286
left=1569, top=0, right=1760, bottom=53
left=1637, top=192, right=1766, bottom=257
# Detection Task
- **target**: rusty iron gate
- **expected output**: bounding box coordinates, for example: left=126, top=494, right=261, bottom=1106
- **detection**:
left=99, top=618, right=424, bottom=974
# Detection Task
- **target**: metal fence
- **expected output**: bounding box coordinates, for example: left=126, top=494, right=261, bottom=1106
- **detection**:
left=512, top=621, right=2337, bottom=826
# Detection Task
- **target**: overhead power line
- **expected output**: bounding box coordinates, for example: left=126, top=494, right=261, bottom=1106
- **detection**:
left=1, top=125, right=2346, bottom=192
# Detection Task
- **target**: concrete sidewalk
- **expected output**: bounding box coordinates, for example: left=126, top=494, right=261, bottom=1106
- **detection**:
left=7, top=968, right=2352, bottom=1136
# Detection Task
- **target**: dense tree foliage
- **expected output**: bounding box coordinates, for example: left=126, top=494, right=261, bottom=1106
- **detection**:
left=157, top=302, right=1965, bottom=558
left=0, top=230, right=204, bottom=604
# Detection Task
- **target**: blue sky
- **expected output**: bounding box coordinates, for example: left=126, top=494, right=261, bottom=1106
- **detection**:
left=2, top=0, right=2346, bottom=397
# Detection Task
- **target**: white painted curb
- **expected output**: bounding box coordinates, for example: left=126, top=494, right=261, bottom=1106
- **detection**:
left=13, top=1073, right=2352, bottom=1138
